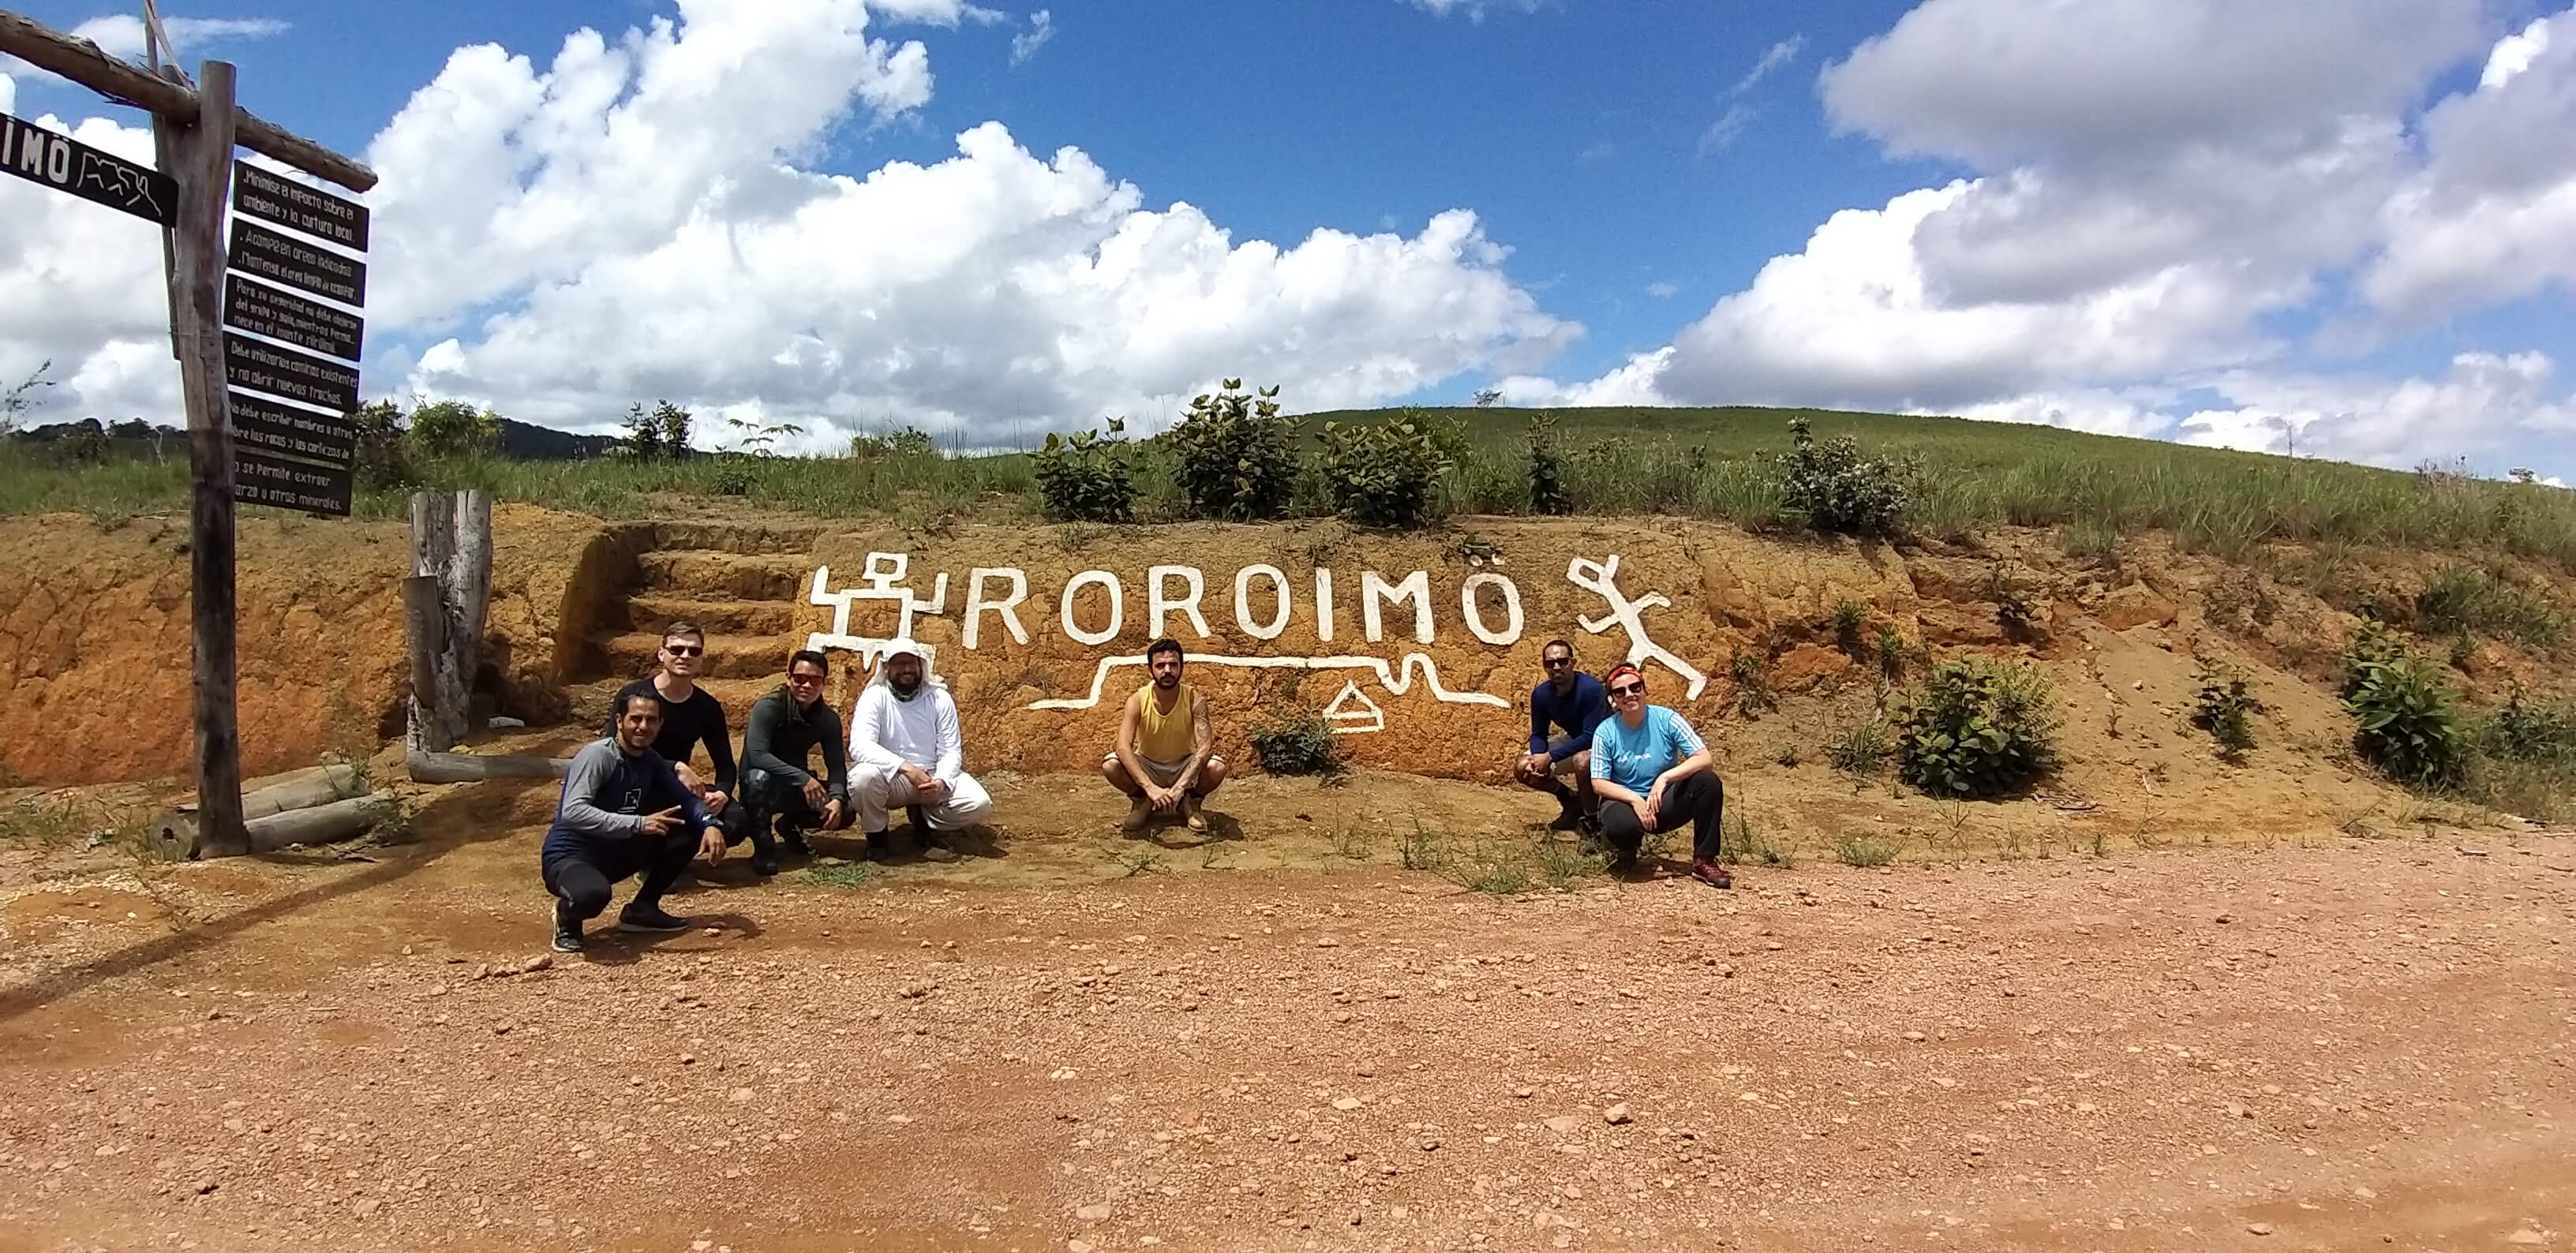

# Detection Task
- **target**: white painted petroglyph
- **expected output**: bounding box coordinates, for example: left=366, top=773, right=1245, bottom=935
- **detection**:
left=1324, top=681, right=1387, bottom=735
left=1149, top=565, right=1212, bottom=640
left=804, top=555, right=950, bottom=661
left=1567, top=555, right=1706, bottom=698
left=1361, top=570, right=1434, bottom=645
left=964, top=567, right=1030, bottom=649
left=1024, top=653, right=1508, bottom=712
left=1234, top=564, right=1291, bottom=641
left=801, top=552, right=1702, bottom=711
left=1461, top=571, right=1524, bottom=646
left=1060, top=570, right=1123, bottom=647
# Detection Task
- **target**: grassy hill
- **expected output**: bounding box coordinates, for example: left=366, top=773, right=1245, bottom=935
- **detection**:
left=2, top=403, right=2570, bottom=572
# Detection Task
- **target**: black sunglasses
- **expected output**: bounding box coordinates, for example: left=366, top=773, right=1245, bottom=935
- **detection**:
left=663, top=642, right=703, bottom=656
left=1609, top=683, right=1644, bottom=697
left=1542, top=656, right=1574, bottom=669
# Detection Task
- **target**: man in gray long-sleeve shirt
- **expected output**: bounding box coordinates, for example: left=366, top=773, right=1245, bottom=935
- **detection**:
left=736, top=649, right=853, bottom=871
left=541, top=690, right=727, bottom=954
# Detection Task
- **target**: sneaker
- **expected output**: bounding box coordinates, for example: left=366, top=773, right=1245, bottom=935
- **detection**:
left=1118, top=798, right=1154, bottom=833
left=749, top=851, right=780, bottom=877
left=1691, top=859, right=1733, bottom=889
left=616, top=903, right=691, bottom=933
left=1610, top=846, right=1640, bottom=877
left=1547, top=799, right=1582, bottom=832
left=1182, top=794, right=1208, bottom=832
left=551, top=903, right=584, bottom=953
left=862, top=828, right=893, bottom=861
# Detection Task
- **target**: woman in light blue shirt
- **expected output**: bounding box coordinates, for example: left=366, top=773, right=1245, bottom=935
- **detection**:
left=1589, top=663, right=1730, bottom=888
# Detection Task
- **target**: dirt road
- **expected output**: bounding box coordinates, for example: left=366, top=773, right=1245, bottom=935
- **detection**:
left=2, top=773, right=2571, bottom=1252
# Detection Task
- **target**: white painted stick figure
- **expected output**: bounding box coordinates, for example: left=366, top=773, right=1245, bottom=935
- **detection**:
left=1566, top=555, right=1707, bottom=698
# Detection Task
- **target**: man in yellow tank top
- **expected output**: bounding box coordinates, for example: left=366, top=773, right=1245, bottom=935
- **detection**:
left=1101, top=638, right=1230, bottom=832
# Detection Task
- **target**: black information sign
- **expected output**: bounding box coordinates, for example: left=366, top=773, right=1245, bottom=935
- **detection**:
left=225, top=274, right=363, bottom=362
left=227, top=218, right=366, bottom=305
left=230, top=390, right=357, bottom=466
left=223, top=331, right=361, bottom=413
left=234, top=447, right=353, bottom=517
left=231, top=161, right=369, bottom=250
left=0, top=110, right=175, bottom=226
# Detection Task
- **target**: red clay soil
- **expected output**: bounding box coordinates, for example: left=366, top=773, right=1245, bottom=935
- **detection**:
left=2, top=770, right=2570, bottom=1253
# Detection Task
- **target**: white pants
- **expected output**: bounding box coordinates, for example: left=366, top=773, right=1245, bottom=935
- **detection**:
left=852, top=762, right=993, bottom=833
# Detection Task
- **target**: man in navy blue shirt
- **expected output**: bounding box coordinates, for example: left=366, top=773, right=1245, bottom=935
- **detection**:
left=1514, top=638, right=1610, bottom=832
left=543, top=688, right=728, bottom=954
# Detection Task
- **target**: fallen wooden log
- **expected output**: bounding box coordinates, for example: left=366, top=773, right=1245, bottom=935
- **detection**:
left=172, top=762, right=369, bottom=821
left=406, top=750, right=570, bottom=784
left=155, top=794, right=389, bottom=858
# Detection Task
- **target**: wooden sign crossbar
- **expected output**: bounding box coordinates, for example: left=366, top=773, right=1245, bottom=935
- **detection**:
left=0, top=7, right=380, bottom=858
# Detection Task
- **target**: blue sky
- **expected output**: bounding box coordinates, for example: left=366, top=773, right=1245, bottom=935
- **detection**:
left=2, top=0, right=2571, bottom=479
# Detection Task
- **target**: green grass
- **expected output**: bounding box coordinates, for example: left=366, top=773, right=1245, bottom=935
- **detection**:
left=796, top=859, right=881, bottom=888
left=9, top=405, right=2574, bottom=571
left=1832, top=832, right=1900, bottom=867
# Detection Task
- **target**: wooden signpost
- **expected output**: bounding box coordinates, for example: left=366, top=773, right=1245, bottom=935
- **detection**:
left=0, top=9, right=377, bottom=857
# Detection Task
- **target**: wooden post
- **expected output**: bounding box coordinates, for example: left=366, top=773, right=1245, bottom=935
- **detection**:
left=159, top=60, right=246, bottom=858
left=406, top=490, right=493, bottom=752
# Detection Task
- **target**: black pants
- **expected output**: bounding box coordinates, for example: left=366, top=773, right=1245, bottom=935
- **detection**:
left=734, top=767, right=826, bottom=851
left=542, top=832, right=696, bottom=922
left=1597, top=771, right=1724, bottom=864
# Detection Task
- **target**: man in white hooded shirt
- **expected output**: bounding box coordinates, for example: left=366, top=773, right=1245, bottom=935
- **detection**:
left=847, top=639, right=992, bottom=859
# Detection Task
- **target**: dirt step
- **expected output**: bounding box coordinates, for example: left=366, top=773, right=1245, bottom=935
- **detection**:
left=635, top=551, right=814, bottom=600
left=566, top=675, right=792, bottom=730
left=621, top=594, right=803, bottom=636
left=590, top=630, right=804, bottom=681
left=644, top=522, right=823, bottom=556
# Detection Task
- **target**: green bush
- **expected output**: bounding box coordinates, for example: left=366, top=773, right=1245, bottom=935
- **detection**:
left=2485, top=686, right=2576, bottom=761
left=1033, top=418, right=1139, bottom=523
left=1528, top=415, right=1570, bottom=515
left=2340, top=620, right=2409, bottom=697
left=2344, top=652, right=2468, bottom=789
left=1833, top=599, right=1867, bottom=656
left=1317, top=414, right=1447, bottom=530
left=1729, top=648, right=1776, bottom=717
left=852, top=426, right=939, bottom=461
left=1247, top=705, right=1340, bottom=776
left=347, top=400, right=415, bottom=490
left=2415, top=565, right=2564, bottom=649
left=710, top=460, right=755, bottom=497
left=1893, top=657, right=2061, bottom=797
left=1777, top=417, right=1915, bottom=537
left=2192, top=662, right=2260, bottom=759
left=409, top=399, right=500, bottom=460
left=1165, top=380, right=1299, bottom=521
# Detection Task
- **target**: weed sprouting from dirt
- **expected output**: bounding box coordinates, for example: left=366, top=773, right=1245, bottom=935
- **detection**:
left=1110, top=847, right=1169, bottom=878
left=1833, top=832, right=1899, bottom=867
left=1398, top=821, right=1451, bottom=871
left=1720, top=810, right=1795, bottom=868
left=1440, top=838, right=1537, bottom=895
left=1328, top=824, right=1376, bottom=862
left=799, top=860, right=880, bottom=888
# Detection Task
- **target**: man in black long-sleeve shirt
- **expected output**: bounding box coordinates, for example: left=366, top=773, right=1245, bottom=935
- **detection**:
left=608, top=620, right=752, bottom=858
left=739, top=649, right=852, bottom=869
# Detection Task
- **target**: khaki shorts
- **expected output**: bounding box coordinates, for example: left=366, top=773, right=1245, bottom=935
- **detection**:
left=1109, top=752, right=1225, bottom=789
left=1534, top=735, right=1586, bottom=778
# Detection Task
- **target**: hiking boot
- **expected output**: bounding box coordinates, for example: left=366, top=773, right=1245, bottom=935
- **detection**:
left=616, top=903, right=691, bottom=933
left=914, top=825, right=961, bottom=863
left=1182, top=794, right=1208, bottom=832
left=907, top=805, right=930, bottom=833
left=749, top=851, right=781, bottom=877
left=1119, top=798, right=1154, bottom=833
left=1547, top=802, right=1583, bottom=833
left=777, top=825, right=814, bottom=858
left=1610, top=844, right=1640, bottom=877
left=862, top=828, right=894, bottom=861
left=1691, top=859, right=1733, bottom=889
left=551, top=903, right=584, bottom=953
